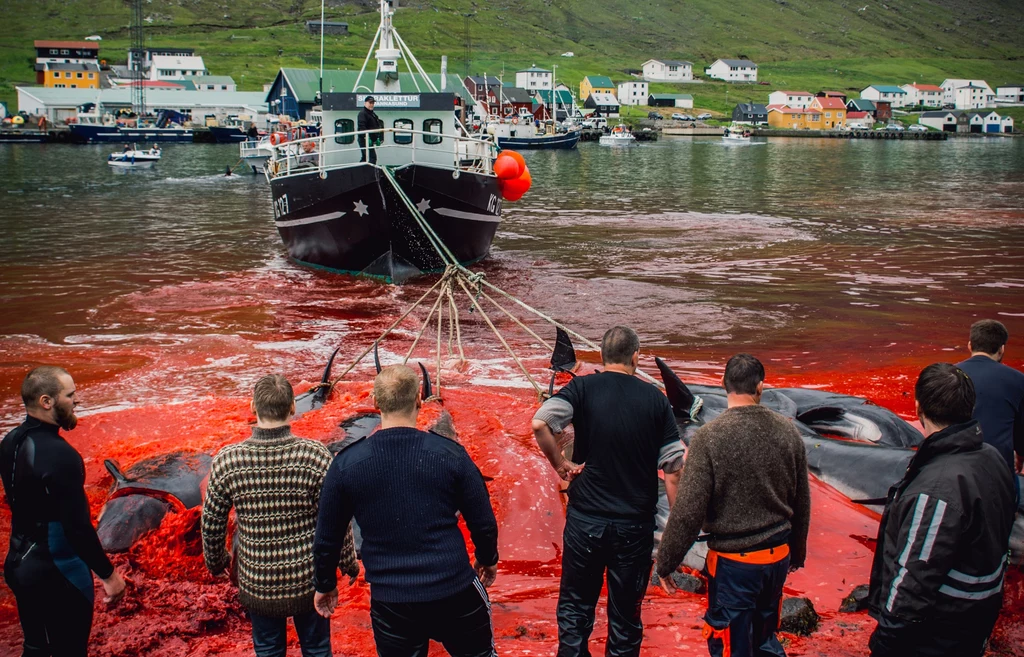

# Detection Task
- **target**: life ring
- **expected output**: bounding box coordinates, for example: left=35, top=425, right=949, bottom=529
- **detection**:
left=512, top=118, right=519, bottom=125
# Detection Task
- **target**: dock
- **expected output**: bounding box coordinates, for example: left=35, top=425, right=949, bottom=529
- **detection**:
left=662, top=126, right=725, bottom=136
left=753, top=129, right=948, bottom=140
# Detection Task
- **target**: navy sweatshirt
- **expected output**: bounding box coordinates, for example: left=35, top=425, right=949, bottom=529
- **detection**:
left=313, top=426, right=498, bottom=603
left=957, top=354, right=1024, bottom=470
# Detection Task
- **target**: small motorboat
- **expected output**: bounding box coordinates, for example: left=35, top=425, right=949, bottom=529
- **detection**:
left=108, top=145, right=161, bottom=168
left=722, top=127, right=753, bottom=143
left=599, top=123, right=636, bottom=146
left=240, top=135, right=273, bottom=174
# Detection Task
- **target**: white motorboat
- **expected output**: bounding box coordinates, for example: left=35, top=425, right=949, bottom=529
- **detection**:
left=599, top=123, right=636, bottom=146
left=240, top=136, right=273, bottom=174
left=722, top=127, right=752, bottom=143
left=107, top=145, right=161, bottom=168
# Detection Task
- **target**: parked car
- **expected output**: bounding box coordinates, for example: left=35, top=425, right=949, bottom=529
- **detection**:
left=671, top=113, right=696, bottom=121
left=884, top=124, right=906, bottom=131
left=697, top=112, right=713, bottom=120
left=908, top=124, right=928, bottom=132
left=647, top=111, right=663, bottom=120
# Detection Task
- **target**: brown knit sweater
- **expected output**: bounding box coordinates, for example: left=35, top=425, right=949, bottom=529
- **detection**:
left=656, top=404, right=811, bottom=578
left=202, top=426, right=359, bottom=617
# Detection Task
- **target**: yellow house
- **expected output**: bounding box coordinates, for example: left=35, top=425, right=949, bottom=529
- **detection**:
left=580, top=75, right=615, bottom=102
left=811, top=96, right=847, bottom=129
left=767, top=106, right=822, bottom=129
left=43, top=63, right=100, bottom=89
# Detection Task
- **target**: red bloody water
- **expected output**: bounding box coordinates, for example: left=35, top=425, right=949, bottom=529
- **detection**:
left=1, top=140, right=1023, bottom=655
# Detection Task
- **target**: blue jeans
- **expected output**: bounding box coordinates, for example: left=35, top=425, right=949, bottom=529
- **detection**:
left=250, top=609, right=332, bottom=657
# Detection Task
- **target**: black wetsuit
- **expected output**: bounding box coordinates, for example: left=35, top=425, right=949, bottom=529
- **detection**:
left=1, top=417, right=114, bottom=657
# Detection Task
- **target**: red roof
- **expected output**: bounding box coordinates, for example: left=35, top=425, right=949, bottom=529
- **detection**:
left=117, top=80, right=186, bottom=88
left=814, top=97, right=847, bottom=109
left=910, top=83, right=943, bottom=92
left=34, top=40, right=97, bottom=49
left=847, top=111, right=871, bottom=119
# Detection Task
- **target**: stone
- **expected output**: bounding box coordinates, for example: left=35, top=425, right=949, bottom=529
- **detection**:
left=650, top=570, right=707, bottom=594
left=780, top=597, right=819, bottom=636
left=839, top=584, right=871, bottom=613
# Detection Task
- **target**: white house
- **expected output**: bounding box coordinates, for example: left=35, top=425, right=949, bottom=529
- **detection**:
left=704, top=59, right=757, bottom=82
left=954, top=83, right=995, bottom=110
left=918, top=110, right=958, bottom=132
left=617, top=80, right=649, bottom=106
left=860, top=85, right=909, bottom=108
left=1001, top=115, right=1015, bottom=132
left=515, top=66, right=552, bottom=92
left=996, top=85, right=1024, bottom=103
left=641, top=59, right=693, bottom=82
left=149, top=54, right=208, bottom=81
left=183, top=75, right=237, bottom=92
left=767, top=90, right=813, bottom=109
left=940, top=79, right=993, bottom=108
left=900, top=83, right=943, bottom=108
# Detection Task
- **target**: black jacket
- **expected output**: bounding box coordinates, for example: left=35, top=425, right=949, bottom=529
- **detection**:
left=867, top=421, right=1014, bottom=640
left=357, top=107, right=383, bottom=147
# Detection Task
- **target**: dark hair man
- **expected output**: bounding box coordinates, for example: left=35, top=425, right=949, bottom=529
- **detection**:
left=1, top=366, right=126, bottom=656
left=202, top=374, right=358, bottom=657
left=532, top=326, right=684, bottom=657
left=656, top=354, right=810, bottom=657
left=956, top=319, right=1024, bottom=475
left=357, top=96, right=384, bottom=165
left=867, top=363, right=1016, bottom=657
left=313, top=365, right=498, bottom=657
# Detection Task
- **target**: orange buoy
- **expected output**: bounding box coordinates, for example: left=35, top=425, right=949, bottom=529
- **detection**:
left=493, top=155, right=520, bottom=181
left=503, top=150, right=526, bottom=177
left=500, top=166, right=532, bottom=202
left=269, top=132, right=288, bottom=146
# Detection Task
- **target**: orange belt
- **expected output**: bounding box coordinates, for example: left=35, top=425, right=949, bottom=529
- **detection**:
left=706, top=544, right=789, bottom=578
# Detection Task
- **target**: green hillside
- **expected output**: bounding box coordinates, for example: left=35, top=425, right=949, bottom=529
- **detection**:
left=2, top=0, right=1023, bottom=112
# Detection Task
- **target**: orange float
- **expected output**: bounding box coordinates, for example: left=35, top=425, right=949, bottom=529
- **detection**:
left=499, top=166, right=532, bottom=202
left=493, top=155, right=520, bottom=180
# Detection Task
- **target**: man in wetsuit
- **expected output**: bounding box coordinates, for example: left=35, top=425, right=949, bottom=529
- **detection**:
left=1, top=366, right=126, bottom=657
left=357, top=96, right=384, bottom=164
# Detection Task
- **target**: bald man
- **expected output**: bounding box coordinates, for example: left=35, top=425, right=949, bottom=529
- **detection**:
left=312, top=365, right=499, bottom=657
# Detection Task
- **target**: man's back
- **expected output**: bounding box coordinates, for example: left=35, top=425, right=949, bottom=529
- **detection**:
left=553, top=371, right=679, bottom=520
left=957, top=354, right=1024, bottom=469
left=314, top=427, right=498, bottom=603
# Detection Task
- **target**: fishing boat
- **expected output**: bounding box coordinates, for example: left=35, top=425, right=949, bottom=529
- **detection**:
left=599, top=123, right=636, bottom=146
left=263, top=0, right=503, bottom=283
left=70, top=111, right=193, bottom=143
left=107, top=145, right=161, bottom=168
left=240, top=136, right=273, bottom=174
left=209, top=116, right=256, bottom=143
left=490, top=117, right=579, bottom=150
left=722, top=126, right=752, bottom=143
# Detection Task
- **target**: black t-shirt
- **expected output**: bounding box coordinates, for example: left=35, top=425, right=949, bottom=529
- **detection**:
left=555, top=371, right=680, bottom=520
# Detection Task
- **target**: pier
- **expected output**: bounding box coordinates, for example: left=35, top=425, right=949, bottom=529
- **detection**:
left=753, top=128, right=948, bottom=140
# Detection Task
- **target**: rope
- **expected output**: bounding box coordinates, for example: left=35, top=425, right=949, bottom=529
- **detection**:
left=403, top=286, right=446, bottom=365
left=478, top=287, right=552, bottom=351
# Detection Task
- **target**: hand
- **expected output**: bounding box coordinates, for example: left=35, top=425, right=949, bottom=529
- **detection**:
left=474, top=560, right=497, bottom=588
left=657, top=571, right=678, bottom=595
left=102, top=570, right=127, bottom=605
left=314, top=588, right=339, bottom=618
left=555, top=459, right=584, bottom=482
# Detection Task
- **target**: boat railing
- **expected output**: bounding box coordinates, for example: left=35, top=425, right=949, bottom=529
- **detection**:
left=263, top=127, right=498, bottom=182
left=240, top=139, right=268, bottom=157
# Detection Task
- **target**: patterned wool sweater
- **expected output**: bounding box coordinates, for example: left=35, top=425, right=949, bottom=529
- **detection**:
left=202, top=425, right=358, bottom=617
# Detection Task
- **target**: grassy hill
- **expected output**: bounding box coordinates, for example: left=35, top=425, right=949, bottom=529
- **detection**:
left=2, top=0, right=1023, bottom=113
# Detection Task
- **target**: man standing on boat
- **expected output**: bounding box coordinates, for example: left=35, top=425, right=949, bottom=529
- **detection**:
left=358, top=96, right=384, bottom=165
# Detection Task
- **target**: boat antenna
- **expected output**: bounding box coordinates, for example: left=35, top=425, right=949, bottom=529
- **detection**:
left=318, top=0, right=325, bottom=101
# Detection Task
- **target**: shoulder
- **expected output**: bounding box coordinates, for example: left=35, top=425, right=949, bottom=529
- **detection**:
left=331, top=435, right=371, bottom=469
left=210, top=441, right=249, bottom=470
left=421, top=429, right=469, bottom=459
left=294, top=437, right=333, bottom=461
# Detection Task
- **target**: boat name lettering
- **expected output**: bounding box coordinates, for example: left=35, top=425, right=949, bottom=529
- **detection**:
left=273, top=194, right=290, bottom=219
left=486, top=194, right=502, bottom=215
left=357, top=94, right=421, bottom=108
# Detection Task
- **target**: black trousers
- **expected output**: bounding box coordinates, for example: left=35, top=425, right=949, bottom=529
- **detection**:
left=359, top=139, right=378, bottom=165
left=703, top=552, right=789, bottom=657
left=369, top=580, right=495, bottom=657
left=4, top=542, right=94, bottom=657
left=868, top=600, right=1001, bottom=657
left=557, top=508, right=654, bottom=657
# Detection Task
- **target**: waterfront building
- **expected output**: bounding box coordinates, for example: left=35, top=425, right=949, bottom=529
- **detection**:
left=583, top=92, right=620, bottom=117
left=767, top=105, right=820, bottom=129
left=768, top=91, right=813, bottom=109
left=40, top=63, right=100, bottom=89
left=940, top=79, right=994, bottom=109
left=810, top=96, right=846, bottom=129
left=579, top=75, right=615, bottom=102
left=860, top=85, right=908, bottom=108
left=996, top=85, right=1024, bottom=103
left=846, top=111, right=873, bottom=129
left=150, top=54, right=209, bottom=81
left=846, top=98, right=876, bottom=115
left=34, top=40, right=100, bottom=86
left=647, top=93, right=693, bottom=108
left=617, top=81, right=649, bottom=106
left=900, top=83, right=943, bottom=108
left=183, top=75, right=237, bottom=92
left=704, top=59, right=758, bottom=82
left=732, top=102, right=768, bottom=125
left=642, top=59, right=693, bottom=82
left=16, top=86, right=270, bottom=123
left=515, top=66, right=552, bottom=92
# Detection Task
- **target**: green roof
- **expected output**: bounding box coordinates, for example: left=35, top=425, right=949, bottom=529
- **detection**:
left=847, top=98, right=875, bottom=110
left=272, top=68, right=471, bottom=104
left=868, top=85, right=907, bottom=94
left=534, top=89, right=574, bottom=105
left=649, top=93, right=693, bottom=100
left=584, top=75, right=614, bottom=88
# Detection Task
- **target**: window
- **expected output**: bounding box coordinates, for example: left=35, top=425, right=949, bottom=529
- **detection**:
left=61, top=49, right=69, bottom=55
left=70, top=84, right=77, bottom=88
left=334, top=118, right=355, bottom=144
left=669, top=66, right=677, bottom=72
left=88, top=73, right=94, bottom=79
left=50, top=49, right=58, bottom=55
left=221, top=85, right=227, bottom=90
left=53, top=71, right=61, bottom=78
left=825, top=112, right=831, bottom=118
left=55, top=83, right=65, bottom=88
left=394, top=118, right=413, bottom=145
left=422, top=119, right=442, bottom=144
left=77, top=72, right=83, bottom=78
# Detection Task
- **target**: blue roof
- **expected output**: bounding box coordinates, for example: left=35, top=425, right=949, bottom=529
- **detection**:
left=869, top=85, right=907, bottom=94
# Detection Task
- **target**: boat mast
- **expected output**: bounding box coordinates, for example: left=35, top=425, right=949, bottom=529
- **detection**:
left=353, top=0, right=439, bottom=94
left=318, top=0, right=325, bottom=100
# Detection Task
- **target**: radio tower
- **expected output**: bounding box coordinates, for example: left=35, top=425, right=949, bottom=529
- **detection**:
left=130, top=0, right=146, bottom=116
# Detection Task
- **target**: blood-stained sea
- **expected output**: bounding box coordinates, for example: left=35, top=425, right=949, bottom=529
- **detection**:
left=0, top=137, right=1022, bottom=656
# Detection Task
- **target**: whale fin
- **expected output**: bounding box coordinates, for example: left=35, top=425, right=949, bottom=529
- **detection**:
left=295, top=345, right=342, bottom=416
left=419, top=362, right=433, bottom=400
left=373, top=341, right=382, bottom=374
left=655, top=357, right=697, bottom=420
left=550, top=328, right=577, bottom=373
left=104, top=459, right=129, bottom=485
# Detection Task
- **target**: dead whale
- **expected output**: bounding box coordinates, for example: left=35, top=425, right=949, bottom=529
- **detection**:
left=97, top=451, right=211, bottom=552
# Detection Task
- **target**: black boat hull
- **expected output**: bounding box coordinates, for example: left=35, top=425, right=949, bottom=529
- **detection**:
left=269, top=164, right=502, bottom=282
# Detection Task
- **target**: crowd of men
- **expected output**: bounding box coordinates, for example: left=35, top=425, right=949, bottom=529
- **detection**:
left=1, top=319, right=1021, bottom=657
